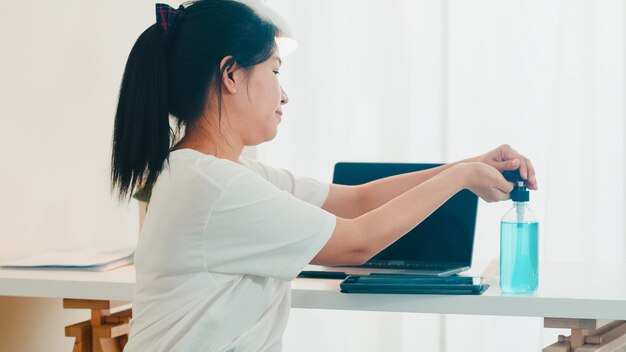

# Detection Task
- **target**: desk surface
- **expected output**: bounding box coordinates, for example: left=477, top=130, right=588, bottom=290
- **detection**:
left=1, top=262, right=625, bottom=320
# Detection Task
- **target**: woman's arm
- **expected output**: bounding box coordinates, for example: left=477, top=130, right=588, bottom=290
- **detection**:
left=321, top=144, right=536, bottom=219
left=312, top=162, right=514, bottom=266
left=321, top=158, right=473, bottom=219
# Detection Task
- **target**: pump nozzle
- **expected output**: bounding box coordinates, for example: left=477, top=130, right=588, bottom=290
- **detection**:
left=502, top=170, right=529, bottom=202
left=502, top=169, right=530, bottom=222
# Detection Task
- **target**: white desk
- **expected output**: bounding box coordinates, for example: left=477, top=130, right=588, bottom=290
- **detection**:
left=1, top=262, right=625, bottom=320
left=1, top=262, right=625, bottom=351
left=294, top=262, right=626, bottom=321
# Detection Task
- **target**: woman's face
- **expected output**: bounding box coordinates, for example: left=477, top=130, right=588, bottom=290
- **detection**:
left=227, top=54, right=289, bottom=146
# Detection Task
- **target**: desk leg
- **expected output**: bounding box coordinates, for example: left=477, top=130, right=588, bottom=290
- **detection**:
left=65, top=320, right=91, bottom=352
left=543, top=318, right=626, bottom=352
left=63, top=299, right=132, bottom=352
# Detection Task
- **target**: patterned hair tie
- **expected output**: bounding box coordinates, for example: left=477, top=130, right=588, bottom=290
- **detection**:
left=155, top=3, right=186, bottom=39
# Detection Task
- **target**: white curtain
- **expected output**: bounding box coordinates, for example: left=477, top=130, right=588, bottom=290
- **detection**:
left=261, top=1, right=625, bottom=351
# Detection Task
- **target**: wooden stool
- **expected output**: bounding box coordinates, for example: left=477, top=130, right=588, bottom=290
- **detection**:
left=64, top=299, right=132, bottom=352
left=543, top=318, right=626, bottom=351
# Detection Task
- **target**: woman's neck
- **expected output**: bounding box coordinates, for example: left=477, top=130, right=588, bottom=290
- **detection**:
left=172, top=128, right=243, bottom=163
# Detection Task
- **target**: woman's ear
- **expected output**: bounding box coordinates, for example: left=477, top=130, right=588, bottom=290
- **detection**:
left=220, top=56, right=238, bottom=94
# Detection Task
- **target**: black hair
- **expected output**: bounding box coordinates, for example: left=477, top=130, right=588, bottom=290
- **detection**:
left=111, top=0, right=279, bottom=201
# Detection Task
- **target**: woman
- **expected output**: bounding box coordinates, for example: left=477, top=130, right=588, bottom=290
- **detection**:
left=111, top=1, right=537, bottom=351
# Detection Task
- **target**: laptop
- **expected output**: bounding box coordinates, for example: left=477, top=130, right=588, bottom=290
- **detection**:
left=302, top=162, right=479, bottom=277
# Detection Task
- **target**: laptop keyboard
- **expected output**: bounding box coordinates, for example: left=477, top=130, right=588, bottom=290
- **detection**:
left=362, top=262, right=453, bottom=270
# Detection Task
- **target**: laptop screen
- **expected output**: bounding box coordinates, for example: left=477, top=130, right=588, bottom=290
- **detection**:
left=333, top=162, right=478, bottom=266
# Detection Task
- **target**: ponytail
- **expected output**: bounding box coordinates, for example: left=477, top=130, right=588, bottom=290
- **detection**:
left=111, top=24, right=171, bottom=201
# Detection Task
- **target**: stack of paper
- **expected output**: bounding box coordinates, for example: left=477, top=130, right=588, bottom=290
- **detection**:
left=0, top=246, right=135, bottom=271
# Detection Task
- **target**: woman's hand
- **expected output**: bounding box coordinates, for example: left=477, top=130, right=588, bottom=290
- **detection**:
left=472, top=144, right=538, bottom=190
left=453, top=162, right=515, bottom=203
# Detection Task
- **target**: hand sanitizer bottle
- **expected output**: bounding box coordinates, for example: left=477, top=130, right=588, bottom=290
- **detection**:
left=500, top=170, right=539, bottom=294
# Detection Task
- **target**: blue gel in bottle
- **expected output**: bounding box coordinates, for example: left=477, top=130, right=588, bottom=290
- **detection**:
left=500, top=171, right=539, bottom=294
left=500, top=221, right=539, bottom=293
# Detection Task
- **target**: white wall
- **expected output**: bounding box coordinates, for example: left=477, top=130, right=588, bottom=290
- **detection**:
left=0, top=1, right=153, bottom=351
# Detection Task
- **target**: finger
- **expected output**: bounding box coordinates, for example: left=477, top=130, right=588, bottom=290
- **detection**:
left=495, top=175, right=515, bottom=193
left=501, top=181, right=515, bottom=194
left=499, top=144, right=513, bottom=158
left=519, top=158, right=528, bottom=180
left=499, top=190, right=512, bottom=202
left=500, top=144, right=518, bottom=161
left=492, top=188, right=511, bottom=202
left=525, top=158, right=538, bottom=190
left=493, top=158, right=520, bottom=172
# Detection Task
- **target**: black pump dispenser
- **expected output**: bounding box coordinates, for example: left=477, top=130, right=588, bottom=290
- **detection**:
left=502, top=170, right=529, bottom=202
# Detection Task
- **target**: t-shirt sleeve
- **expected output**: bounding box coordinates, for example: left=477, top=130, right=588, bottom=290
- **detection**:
left=238, top=157, right=330, bottom=207
left=203, top=170, right=337, bottom=281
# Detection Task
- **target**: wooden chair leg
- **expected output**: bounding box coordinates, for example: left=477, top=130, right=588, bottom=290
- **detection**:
left=119, top=335, right=129, bottom=350
left=65, top=320, right=92, bottom=352
left=544, top=318, right=626, bottom=352
left=93, top=319, right=130, bottom=352
left=95, top=333, right=122, bottom=352
left=64, top=299, right=132, bottom=352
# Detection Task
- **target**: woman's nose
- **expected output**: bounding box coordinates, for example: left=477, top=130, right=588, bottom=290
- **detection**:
left=280, top=87, right=289, bottom=105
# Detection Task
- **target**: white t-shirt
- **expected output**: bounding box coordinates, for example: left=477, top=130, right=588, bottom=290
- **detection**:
left=123, top=149, right=337, bottom=352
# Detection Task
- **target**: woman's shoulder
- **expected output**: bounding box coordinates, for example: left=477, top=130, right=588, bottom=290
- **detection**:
left=237, top=155, right=269, bottom=176
left=168, top=149, right=255, bottom=187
